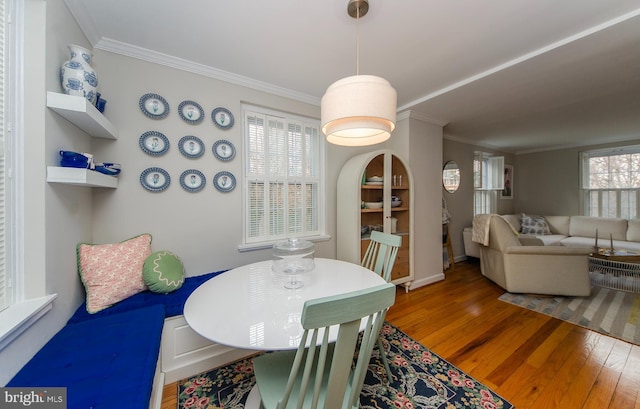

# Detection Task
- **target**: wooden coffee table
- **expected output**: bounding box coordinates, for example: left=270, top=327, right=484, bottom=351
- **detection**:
left=588, top=250, right=640, bottom=293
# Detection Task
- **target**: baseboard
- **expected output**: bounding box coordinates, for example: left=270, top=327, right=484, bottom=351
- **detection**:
left=163, top=347, right=256, bottom=384
left=407, top=273, right=445, bottom=290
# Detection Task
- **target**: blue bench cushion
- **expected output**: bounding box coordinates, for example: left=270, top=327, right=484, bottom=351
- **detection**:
left=68, top=270, right=225, bottom=323
left=8, top=304, right=165, bottom=409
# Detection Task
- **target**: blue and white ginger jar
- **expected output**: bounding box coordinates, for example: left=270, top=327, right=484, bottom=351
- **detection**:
left=59, top=44, right=98, bottom=104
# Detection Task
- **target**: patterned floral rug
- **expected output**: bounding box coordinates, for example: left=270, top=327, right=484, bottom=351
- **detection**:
left=178, top=323, right=514, bottom=409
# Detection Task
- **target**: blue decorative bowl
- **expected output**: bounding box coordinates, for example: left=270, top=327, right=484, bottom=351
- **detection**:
left=95, top=163, right=121, bottom=176
left=59, top=150, right=90, bottom=168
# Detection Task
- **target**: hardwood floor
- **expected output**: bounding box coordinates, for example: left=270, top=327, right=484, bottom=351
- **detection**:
left=161, top=260, right=640, bottom=409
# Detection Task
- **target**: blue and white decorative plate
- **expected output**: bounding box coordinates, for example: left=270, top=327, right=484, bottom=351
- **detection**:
left=213, top=171, right=236, bottom=193
left=139, top=93, right=170, bottom=119
left=178, top=135, right=205, bottom=159
left=180, top=169, right=206, bottom=193
left=139, top=131, right=170, bottom=156
left=140, top=167, right=171, bottom=192
left=178, top=100, right=205, bottom=125
left=212, top=139, right=236, bottom=161
left=211, top=107, right=234, bottom=129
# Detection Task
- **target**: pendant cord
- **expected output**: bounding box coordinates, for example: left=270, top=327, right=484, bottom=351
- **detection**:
left=356, top=5, right=360, bottom=75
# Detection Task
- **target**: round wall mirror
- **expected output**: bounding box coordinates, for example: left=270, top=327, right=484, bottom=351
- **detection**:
left=443, top=161, right=460, bottom=193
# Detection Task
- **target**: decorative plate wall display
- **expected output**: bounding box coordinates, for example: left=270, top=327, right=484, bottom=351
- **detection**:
left=212, top=139, right=236, bottom=161
left=178, top=100, right=205, bottom=125
left=180, top=169, right=206, bottom=193
left=211, top=107, right=234, bottom=129
left=139, top=131, right=170, bottom=156
left=213, top=171, right=236, bottom=193
left=139, top=93, right=170, bottom=119
left=140, top=167, right=171, bottom=192
left=178, top=135, right=205, bottom=159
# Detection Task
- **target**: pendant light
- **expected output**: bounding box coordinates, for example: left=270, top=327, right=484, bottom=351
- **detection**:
left=321, top=0, right=397, bottom=146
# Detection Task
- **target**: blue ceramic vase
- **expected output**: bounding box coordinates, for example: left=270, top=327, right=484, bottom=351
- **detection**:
left=59, top=44, right=98, bottom=104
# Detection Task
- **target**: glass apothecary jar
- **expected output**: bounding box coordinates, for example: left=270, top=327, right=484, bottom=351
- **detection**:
left=272, top=238, right=315, bottom=288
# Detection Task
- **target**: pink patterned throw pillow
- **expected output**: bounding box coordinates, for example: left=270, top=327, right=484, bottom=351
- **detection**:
left=77, top=234, right=152, bottom=313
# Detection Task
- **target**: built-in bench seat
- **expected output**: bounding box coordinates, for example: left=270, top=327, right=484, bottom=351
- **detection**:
left=7, top=270, right=224, bottom=409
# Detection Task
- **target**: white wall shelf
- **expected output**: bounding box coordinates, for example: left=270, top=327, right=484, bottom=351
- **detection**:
left=46, top=167, right=118, bottom=188
left=46, top=92, right=118, bottom=140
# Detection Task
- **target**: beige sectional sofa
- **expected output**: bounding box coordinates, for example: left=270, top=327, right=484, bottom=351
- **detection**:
left=476, top=215, right=592, bottom=296
left=465, top=214, right=640, bottom=296
left=500, top=214, right=640, bottom=252
left=464, top=214, right=640, bottom=257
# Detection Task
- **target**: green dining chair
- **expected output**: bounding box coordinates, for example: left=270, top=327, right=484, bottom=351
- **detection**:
left=362, top=230, right=402, bottom=282
left=361, top=230, right=402, bottom=382
left=252, top=283, right=396, bottom=409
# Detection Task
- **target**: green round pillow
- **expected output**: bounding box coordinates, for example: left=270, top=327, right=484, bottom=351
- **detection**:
left=143, top=251, right=185, bottom=294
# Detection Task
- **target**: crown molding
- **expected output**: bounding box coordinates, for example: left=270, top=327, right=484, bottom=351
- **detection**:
left=92, top=38, right=321, bottom=107
left=398, top=110, right=447, bottom=127
left=443, top=133, right=511, bottom=153
left=513, top=134, right=640, bottom=155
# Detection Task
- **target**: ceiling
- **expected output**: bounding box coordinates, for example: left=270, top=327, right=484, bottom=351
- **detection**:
left=64, top=0, right=640, bottom=154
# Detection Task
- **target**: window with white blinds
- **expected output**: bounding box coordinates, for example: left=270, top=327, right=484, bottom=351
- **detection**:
left=580, top=146, right=640, bottom=218
left=473, top=151, right=503, bottom=215
left=0, top=0, right=7, bottom=311
left=244, top=107, right=323, bottom=245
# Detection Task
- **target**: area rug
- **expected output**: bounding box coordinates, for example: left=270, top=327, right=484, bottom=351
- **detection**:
left=499, top=286, right=640, bottom=345
left=178, top=323, right=514, bottom=409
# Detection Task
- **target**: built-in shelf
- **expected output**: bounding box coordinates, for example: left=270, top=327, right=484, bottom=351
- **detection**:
left=46, top=92, right=118, bottom=140
left=46, top=167, right=118, bottom=188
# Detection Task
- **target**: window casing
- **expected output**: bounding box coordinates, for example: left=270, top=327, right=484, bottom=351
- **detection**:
left=473, top=151, right=504, bottom=216
left=580, top=146, right=640, bottom=218
left=243, top=106, right=325, bottom=248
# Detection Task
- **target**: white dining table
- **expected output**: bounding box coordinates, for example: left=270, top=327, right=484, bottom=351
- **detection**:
left=183, top=257, right=387, bottom=351
left=184, top=258, right=388, bottom=408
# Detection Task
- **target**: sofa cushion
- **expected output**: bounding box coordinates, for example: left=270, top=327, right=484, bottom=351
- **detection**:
left=561, top=236, right=640, bottom=253
left=521, top=214, right=551, bottom=235
left=520, top=233, right=566, bottom=246
left=8, top=304, right=166, bottom=409
left=501, top=214, right=521, bottom=232
left=560, top=236, right=598, bottom=248
left=627, top=219, right=640, bottom=242
left=544, top=216, right=571, bottom=235
left=569, top=216, right=627, bottom=240
left=143, top=251, right=185, bottom=294
left=611, top=240, right=640, bottom=253
left=77, top=233, right=152, bottom=313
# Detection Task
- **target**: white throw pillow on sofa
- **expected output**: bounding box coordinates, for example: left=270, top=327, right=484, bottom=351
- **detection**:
left=521, top=214, right=551, bottom=235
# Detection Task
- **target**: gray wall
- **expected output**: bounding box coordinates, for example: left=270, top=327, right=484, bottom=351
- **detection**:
left=408, top=116, right=446, bottom=285
left=442, top=138, right=514, bottom=260
left=515, top=139, right=640, bottom=216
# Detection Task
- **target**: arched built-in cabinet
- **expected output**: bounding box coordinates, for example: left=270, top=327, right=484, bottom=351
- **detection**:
left=337, top=149, right=414, bottom=290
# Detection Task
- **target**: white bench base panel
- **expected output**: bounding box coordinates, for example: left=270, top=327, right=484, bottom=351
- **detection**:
left=160, top=315, right=257, bottom=384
